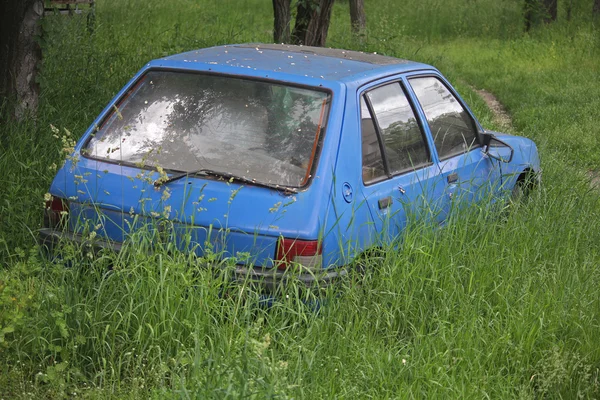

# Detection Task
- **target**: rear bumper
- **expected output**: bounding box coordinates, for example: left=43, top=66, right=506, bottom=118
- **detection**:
left=38, top=229, right=344, bottom=290
left=39, top=228, right=123, bottom=253
left=234, top=265, right=347, bottom=291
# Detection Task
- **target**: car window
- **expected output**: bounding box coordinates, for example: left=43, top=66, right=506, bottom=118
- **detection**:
left=360, top=97, right=386, bottom=184
left=409, top=76, right=478, bottom=159
left=364, top=82, right=430, bottom=176
left=85, top=71, right=330, bottom=188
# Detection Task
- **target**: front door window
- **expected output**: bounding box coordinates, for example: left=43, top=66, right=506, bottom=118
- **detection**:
left=409, top=77, right=479, bottom=159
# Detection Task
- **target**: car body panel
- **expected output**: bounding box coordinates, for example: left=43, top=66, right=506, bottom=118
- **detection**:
left=488, top=132, right=541, bottom=188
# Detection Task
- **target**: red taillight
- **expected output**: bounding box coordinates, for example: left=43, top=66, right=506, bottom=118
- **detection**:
left=276, top=238, right=322, bottom=271
left=44, top=196, right=69, bottom=229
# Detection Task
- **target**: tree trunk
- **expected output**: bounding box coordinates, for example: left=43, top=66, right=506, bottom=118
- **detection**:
left=349, top=0, right=366, bottom=35
left=566, top=0, right=573, bottom=21
left=272, top=0, right=291, bottom=43
left=594, top=0, right=600, bottom=18
left=0, top=0, right=43, bottom=119
left=542, top=0, right=557, bottom=23
left=291, top=0, right=312, bottom=45
left=524, top=0, right=536, bottom=31
left=291, top=0, right=335, bottom=47
left=524, top=0, right=557, bottom=31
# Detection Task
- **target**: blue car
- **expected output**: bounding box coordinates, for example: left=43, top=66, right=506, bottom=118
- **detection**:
left=41, top=44, right=540, bottom=287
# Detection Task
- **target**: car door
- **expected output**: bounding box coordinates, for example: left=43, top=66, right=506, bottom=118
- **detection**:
left=406, top=74, right=503, bottom=219
left=359, top=80, right=446, bottom=244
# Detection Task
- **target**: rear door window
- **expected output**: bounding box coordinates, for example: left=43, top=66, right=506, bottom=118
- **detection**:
left=361, top=82, right=430, bottom=184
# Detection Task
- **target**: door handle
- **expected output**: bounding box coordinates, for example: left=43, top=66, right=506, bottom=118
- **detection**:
left=378, top=196, right=392, bottom=210
left=447, top=172, right=458, bottom=184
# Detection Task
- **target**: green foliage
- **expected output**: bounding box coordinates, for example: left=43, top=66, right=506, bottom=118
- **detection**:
left=409, top=30, right=600, bottom=171
left=1, top=0, right=600, bottom=398
left=0, top=248, right=41, bottom=346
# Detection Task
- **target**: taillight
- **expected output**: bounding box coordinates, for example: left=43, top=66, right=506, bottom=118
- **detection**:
left=44, top=196, right=69, bottom=229
left=276, top=238, right=322, bottom=271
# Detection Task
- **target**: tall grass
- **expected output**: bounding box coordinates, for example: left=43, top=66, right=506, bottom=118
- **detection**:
left=1, top=0, right=600, bottom=397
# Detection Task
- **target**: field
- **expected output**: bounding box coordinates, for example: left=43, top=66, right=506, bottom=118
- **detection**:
left=1, top=0, right=600, bottom=397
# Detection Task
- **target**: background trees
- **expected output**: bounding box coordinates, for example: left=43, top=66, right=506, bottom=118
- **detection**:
left=524, top=0, right=558, bottom=31
left=273, top=0, right=335, bottom=46
left=291, top=0, right=335, bottom=46
left=273, top=0, right=365, bottom=46
left=273, top=0, right=292, bottom=44
left=349, top=0, right=366, bottom=36
left=522, top=0, right=600, bottom=30
left=0, top=0, right=43, bottom=119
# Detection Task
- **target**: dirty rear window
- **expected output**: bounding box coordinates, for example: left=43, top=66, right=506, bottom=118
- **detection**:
left=85, top=71, right=330, bottom=187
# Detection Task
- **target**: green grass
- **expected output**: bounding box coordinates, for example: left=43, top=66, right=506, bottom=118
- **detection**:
left=1, top=0, right=600, bottom=398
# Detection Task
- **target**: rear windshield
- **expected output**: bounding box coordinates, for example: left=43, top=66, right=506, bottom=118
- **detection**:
left=85, top=71, right=331, bottom=187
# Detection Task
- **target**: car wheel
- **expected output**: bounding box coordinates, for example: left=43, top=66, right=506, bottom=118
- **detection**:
left=511, top=170, right=538, bottom=204
left=351, top=247, right=386, bottom=277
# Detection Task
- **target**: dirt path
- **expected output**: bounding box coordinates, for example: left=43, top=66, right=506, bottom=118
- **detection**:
left=472, top=87, right=513, bottom=131
left=588, top=171, right=600, bottom=189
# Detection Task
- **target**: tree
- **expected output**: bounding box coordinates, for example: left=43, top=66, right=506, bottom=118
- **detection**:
left=291, top=0, right=336, bottom=46
left=0, top=0, right=43, bottom=119
left=272, top=0, right=336, bottom=47
left=349, top=0, right=366, bottom=35
left=524, top=0, right=557, bottom=31
left=273, top=0, right=291, bottom=43
left=543, top=0, right=557, bottom=22
left=524, top=0, right=535, bottom=31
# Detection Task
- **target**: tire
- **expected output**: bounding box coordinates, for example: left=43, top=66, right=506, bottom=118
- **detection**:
left=511, top=170, right=538, bottom=203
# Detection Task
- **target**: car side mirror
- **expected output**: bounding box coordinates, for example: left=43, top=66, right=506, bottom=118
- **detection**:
left=481, top=132, right=514, bottom=163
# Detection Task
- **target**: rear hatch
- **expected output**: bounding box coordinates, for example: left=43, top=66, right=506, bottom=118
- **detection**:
left=50, top=69, right=331, bottom=267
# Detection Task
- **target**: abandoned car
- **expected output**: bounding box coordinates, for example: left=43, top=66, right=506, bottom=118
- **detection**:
left=41, top=43, right=540, bottom=286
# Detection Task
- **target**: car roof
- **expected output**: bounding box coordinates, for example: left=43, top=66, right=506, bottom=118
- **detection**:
left=160, top=43, right=433, bottom=85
